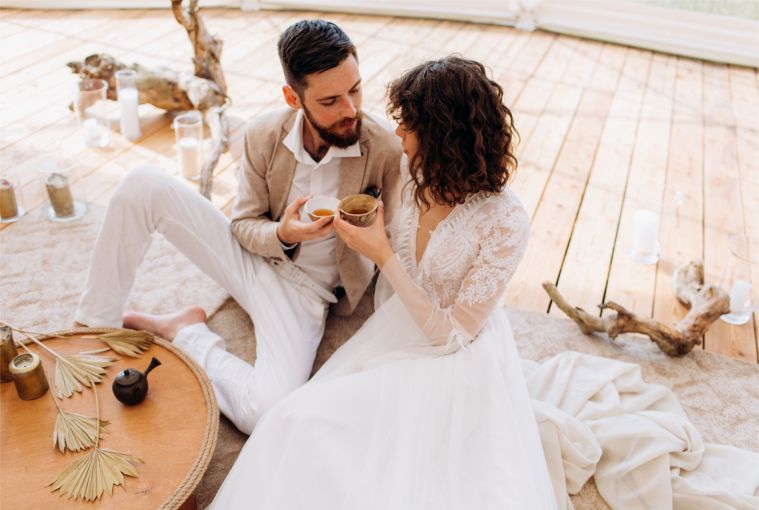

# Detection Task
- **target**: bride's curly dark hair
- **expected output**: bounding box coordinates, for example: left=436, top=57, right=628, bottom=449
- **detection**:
left=387, top=56, right=518, bottom=208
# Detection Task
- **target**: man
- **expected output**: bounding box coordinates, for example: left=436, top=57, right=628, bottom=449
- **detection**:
left=75, top=20, right=402, bottom=434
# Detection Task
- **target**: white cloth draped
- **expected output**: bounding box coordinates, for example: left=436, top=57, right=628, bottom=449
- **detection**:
left=524, top=352, right=759, bottom=510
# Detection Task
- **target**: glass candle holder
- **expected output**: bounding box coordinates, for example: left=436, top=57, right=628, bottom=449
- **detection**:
left=115, top=69, right=141, bottom=141
left=720, top=234, right=755, bottom=325
left=0, top=176, right=25, bottom=223
left=38, top=154, right=87, bottom=222
left=74, top=78, right=110, bottom=148
left=174, top=111, right=203, bottom=181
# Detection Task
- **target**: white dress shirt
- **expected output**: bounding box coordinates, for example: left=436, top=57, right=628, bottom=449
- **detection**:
left=282, top=109, right=361, bottom=290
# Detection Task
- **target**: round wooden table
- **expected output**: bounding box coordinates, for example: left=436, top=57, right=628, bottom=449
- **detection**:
left=0, top=329, right=218, bottom=509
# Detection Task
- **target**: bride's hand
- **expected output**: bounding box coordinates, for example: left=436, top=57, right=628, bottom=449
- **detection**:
left=334, top=202, right=394, bottom=268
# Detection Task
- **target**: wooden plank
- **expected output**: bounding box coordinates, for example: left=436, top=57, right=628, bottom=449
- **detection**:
left=652, top=58, right=705, bottom=330
left=363, top=18, right=487, bottom=113
left=501, top=31, right=557, bottom=149
left=728, top=64, right=759, bottom=361
left=0, top=20, right=31, bottom=38
left=550, top=48, right=652, bottom=317
left=511, top=36, right=586, bottom=216
left=603, top=53, right=676, bottom=316
left=702, top=62, right=756, bottom=361
left=507, top=43, right=626, bottom=312
left=0, top=8, right=68, bottom=27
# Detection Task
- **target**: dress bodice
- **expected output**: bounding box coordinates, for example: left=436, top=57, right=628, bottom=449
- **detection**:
left=379, top=165, right=531, bottom=350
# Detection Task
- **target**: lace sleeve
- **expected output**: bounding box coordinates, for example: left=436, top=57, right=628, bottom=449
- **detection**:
left=380, top=199, right=530, bottom=350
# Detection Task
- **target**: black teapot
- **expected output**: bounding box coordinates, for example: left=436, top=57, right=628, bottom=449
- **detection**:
left=112, top=357, right=161, bottom=405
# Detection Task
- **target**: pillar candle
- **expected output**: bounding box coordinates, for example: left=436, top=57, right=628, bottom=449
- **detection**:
left=178, top=137, right=201, bottom=179
left=632, top=210, right=658, bottom=255
left=45, top=172, right=75, bottom=218
left=118, top=88, right=141, bottom=141
left=9, top=352, right=49, bottom=400
left=0, top=178, right=18, bottom=220
left=0, top=326, right=18, bottom=383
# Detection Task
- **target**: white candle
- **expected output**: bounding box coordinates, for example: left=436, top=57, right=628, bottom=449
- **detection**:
left=178, top=137, right=201, bottom=179
left=82, top=118, right=105, bottom=147
left=729, top=279, right=752, bottom=314
left=118, top=88, right=141, bottom=141
left=633, top=210, right=658, bottom=255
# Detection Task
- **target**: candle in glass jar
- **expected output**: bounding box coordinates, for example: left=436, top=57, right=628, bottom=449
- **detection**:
left=45, top=172, right=75, bottom=218
left=178, top=137, right=201, bottom=180
left=0, top=178, right=19, bottom=220
left=118, top=88, right=141, bottom=141
left=82, top=118, right=105, bottom=147
left=729, top=279, right=752, bottom=314
left=0, top=325, right=18, bottom=383
left=9, top=352, right=49, bottom=400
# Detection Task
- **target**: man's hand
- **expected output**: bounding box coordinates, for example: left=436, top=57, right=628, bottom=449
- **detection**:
left=277, top=196, right=334, bottom=245
left=333, top=201, right=394, bottom=268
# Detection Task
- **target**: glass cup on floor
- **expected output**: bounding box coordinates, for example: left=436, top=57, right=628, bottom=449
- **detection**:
left=74, top=78, right=111, bottom=148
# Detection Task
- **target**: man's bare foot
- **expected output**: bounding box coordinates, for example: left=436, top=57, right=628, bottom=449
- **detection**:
left=122, top=306, right=206, bottom=341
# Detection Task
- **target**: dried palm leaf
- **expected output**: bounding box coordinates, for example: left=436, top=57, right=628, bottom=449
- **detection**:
left=0, top=323, right=115, bottom=399
left=54, top=353, right=114, bottom=399
left=50, top=375, right=143, bottom=501
left=48, top=447, right=143, bottom=501
left=97, top=330, right=153, bottom=357
left=53, top=410, right=108, bottom=453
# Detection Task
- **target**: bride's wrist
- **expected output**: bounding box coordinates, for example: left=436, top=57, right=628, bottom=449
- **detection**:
left=374, top=247, right=395, bottom=270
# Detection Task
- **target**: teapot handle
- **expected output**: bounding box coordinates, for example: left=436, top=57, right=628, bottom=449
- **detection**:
left=143, top=357, right=162, bottom=377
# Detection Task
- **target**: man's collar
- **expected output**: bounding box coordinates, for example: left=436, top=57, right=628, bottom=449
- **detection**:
left=283, top=109, right=362, bottom=166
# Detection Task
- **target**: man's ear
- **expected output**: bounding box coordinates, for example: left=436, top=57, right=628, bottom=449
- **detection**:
left=282, top=85, right=302, bottom=109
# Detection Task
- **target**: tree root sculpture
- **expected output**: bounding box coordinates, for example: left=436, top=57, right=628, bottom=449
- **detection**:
left=543, top=260, right=730, bottom=356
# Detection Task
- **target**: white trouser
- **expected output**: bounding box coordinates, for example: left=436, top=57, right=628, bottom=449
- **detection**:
left=76, top=166, right=329, bottom=434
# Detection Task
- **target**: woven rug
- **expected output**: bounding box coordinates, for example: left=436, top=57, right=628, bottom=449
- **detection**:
left=199, top=294, right=759, bottom=510
left=0, top=205, right=229, bottom=331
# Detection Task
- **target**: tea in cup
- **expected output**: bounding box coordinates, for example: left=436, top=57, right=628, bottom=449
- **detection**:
left=304, top=195, right=340, bottom=222
left=338, top=194, right=378, bottom=227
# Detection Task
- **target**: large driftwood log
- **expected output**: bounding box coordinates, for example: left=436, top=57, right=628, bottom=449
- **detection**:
left=67, top=54, right=226, bottom=111
left=543, top=260, right=730, bottom=356
left=67, top=0, right=227, bottom=111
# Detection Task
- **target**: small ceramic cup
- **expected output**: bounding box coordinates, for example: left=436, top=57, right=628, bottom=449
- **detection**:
left=339, top=194, right=379, bottom=227
left=305, top=195, right=340, bottom=222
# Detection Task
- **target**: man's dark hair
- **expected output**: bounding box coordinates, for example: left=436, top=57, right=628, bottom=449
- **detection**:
left=277, top=20, right=357, bottom=96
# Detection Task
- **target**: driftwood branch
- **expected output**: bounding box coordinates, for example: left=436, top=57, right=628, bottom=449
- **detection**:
left=543, top=260, right=730, bottom=356
left=171, top=0, right=227, bottom=94
left=198, top=102, right=230, bottom=199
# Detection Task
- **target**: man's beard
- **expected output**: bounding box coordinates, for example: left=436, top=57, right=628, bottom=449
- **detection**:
left=303, top=106, right=362, bottom=148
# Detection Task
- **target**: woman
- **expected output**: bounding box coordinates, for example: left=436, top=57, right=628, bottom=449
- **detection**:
left=208, top=56, right=558, bottom=509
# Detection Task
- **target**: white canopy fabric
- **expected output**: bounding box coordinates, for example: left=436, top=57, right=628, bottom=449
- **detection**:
left=4, top=0, right=757, bottom=66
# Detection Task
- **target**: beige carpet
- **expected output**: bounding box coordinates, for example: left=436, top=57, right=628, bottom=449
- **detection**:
left=199, top=294, right=759, bottom=510
left=0, top=205, right=229, bottom=331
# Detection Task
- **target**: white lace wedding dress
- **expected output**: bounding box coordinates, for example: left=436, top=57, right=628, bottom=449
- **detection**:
left=208, top=183, right=559, bottom=509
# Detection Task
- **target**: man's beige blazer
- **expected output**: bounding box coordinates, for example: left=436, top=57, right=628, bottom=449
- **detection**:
left=231, top=108, right=403, bottom=315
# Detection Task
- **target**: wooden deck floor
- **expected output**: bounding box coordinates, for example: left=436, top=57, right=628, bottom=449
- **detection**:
left=1, top=8, right=757, bottom=363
